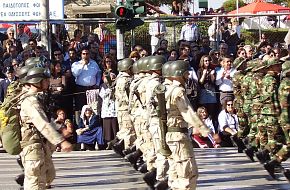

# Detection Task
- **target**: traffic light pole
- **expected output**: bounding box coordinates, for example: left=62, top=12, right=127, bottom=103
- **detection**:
left=116, top=28, right=125, bottom=60
left=116, top=0, right=125, bottom=60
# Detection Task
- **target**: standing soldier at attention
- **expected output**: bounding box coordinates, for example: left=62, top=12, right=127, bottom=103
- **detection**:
left=232, top=57, right=248, bottom=149
left=244, top=60, right=266, bottom=161
left=20, top=67, right=72, bottom=190
left=255, top=58, right=283, bottom=164
left=264, top=61, right=290, bottom=180
left=165, top=60, right=209, bottom=190
left=113, top=58, right=136, bottom=155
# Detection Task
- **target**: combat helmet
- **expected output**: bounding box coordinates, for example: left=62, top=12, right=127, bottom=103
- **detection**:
left=170, top=60, right=190, bottom=77
left=132, top=62, right=139, bottom=74
left=282, top=61, right=290, bottom=77
left=25, top=57, right=40, bottom=66
left=118, top=58, right=134, bottom=72
left=25, top=67, right=51, bottom=84
left=16, top=65, right=35, bottom=84
left=266, top=57, right=281, bottom=68
left=252, top=59, right=266, bottom=72
left=162, top=61, right=174, bottom=77
left=245, top=59, right=258, bottom=71
left=148, top=55, right=166, bottom=71
left=138, top=56, right=151, bottom=73
left=233, top=57, right=247, bottom=69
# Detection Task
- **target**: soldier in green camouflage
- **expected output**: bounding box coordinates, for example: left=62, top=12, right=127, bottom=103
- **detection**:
left=232, top=57, right=248, bottom=140
left=239, top=59, right=256, bottom=139
left=244, top=60, right=267, bottom=161
left=255, top=58, right=283, bottom=164
left=264, top=61, right=290, bottom=180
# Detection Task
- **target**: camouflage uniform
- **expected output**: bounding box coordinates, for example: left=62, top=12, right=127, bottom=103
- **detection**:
left=137, top=72, right=156, bottom=171
left=128, top=72, right=147, bottom=156
left=232, top=57, right=248, bottom=139
left=115, top=71, right=136, bottom=149
left=240, top=62, right=255, bottom=138
left=20, top=92, right=64, bottom=190
left=274, top=62, right=290, bottom=161
left=259, top=59, right=281, bottom=153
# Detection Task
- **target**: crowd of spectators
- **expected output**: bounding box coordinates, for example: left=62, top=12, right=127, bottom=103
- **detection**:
left=0, top=18, right=288, bottom=151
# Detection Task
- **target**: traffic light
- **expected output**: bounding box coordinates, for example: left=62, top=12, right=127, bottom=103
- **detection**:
left=126, top=0, right=146, bottom=16
left=115, top=6, right=127, bottom=18
left=116, top=18, right=144, bottom=31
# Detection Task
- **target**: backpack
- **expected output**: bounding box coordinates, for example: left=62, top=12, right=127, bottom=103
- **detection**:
left=0, top=81, right=26, bottom=155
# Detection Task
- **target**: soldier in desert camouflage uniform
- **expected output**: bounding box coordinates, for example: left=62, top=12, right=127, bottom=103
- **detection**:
left=264, top=61, right=290, bottom=180
left=165, top=60, right=209, bottom=190
left=20, top=67, right=72, bottom=190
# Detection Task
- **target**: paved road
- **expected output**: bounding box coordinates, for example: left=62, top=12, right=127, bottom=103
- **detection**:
left=0, top=148, right=290, bottom=190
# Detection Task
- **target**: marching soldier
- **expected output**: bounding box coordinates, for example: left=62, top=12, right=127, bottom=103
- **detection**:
left=145, top=55, right=168, bottom=189
left=255, top=58, right=283, bottom=164
left=244, top=60, right=267, bottom=161
left=264, top=61, right=290, bottom=180
left=113, top=58, right=136, bottom=155
left=20, top=67, right=72, bottom=190
left=165, top=60, right=209, bottom=190
left=232, top=57, right=248, bottom=143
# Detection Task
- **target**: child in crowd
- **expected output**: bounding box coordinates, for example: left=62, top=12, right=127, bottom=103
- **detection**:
left=192, top=106, right=221, bottom=148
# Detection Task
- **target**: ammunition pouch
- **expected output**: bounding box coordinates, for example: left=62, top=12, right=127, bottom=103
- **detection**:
left=167, top=127, right=188, bottom=133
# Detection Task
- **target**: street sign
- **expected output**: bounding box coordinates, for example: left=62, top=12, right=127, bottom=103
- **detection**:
left=0, top=0, right=64, bottom=21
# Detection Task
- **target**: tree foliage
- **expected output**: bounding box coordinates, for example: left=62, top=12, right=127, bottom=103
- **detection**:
left=223, top=0, right=246, bottom=12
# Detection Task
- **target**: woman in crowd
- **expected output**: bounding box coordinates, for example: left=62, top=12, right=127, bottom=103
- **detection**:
left=197, top=55, right=218, bottom=120
left=236, top=47, right=247, bottom=59
left=49, top=60, right=66, bottom=112
left=209, top=49, right=220, bottom=70
left=129, top=51, right=141, bottom=62
left=192, top=106, right=221, bottom=148
left=101, top=54, right=118, bottom=74
left=99, top=72, right=118, bottom=149
left=168, top=49, right=179, bottom=61
left=76, top=105, right=104, bottom=151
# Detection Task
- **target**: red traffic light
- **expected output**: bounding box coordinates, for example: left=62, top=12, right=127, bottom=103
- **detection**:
left=115, top=6, right=127, bottom=17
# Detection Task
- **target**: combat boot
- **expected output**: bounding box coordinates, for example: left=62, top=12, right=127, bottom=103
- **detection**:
left=230, top=134, right=246, bottom=153
left=138, top=163, right=148, bottom=173
left=112, top=139, right=125, bottom=157
left=244, top=146, right=258, bottom=162
left=154, top=178, right=168, bottom=190
left=143, top=168, right=157, bottom=189
left=283, top=168, right=290, bottom=182
left=255, top=149, right=270, bottom=164
left=106, top=137, right=119, bottom=150
left=15, top=173, right=24, bottom=186
left=264, top=159, right=280, bottom=179
left=134, top=156, right=144, bottom=171
left=16, top=157, right=24, bottom=170
left=125, top=149, right=143, bottom=165
left=123, top=144, right=137, bottom=156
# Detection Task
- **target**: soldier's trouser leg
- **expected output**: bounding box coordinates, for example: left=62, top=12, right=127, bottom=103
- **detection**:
left=275, top=124, right=290, bottom=161
left=117, top=111, right=136, bottom=149
left=248, top=115, right=260, bottom=148
left=149, top=118, right=169, bottom=180
left=22, top=143, right=46, bottom=190
left=141, top=119, right=156, bottom=171
left=257, top=118, right=267, bottom=150
left=166, top=132, right=198, bottom=190
left=264, top=116, right=281, bottom=154
left=237, top=112, right=249, bottom=139
left=45, top=142, right=56, bottom=186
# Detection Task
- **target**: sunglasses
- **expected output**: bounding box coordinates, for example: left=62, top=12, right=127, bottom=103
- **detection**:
left=227, top=104, right=233, bottom=106
left=54, top=53, right=62, bottom=56
left=82, top=52, right=89, bottom=55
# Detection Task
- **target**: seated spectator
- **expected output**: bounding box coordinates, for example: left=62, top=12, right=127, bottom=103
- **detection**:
left=76, top=105, right=104, bottom=151
left=55, top=109, right=77, bottom=151
left=192, top=106, right=221, bottom=148
left=218, top=98, right=243, bottom=148
left=99, top=72, right=118, bottom=149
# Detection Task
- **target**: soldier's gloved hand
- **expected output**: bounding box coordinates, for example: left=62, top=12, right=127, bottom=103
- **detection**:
left=60, top=141, right=72, bottom=152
